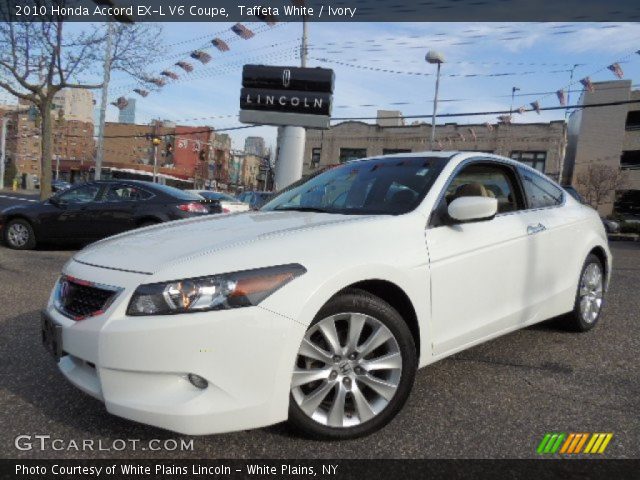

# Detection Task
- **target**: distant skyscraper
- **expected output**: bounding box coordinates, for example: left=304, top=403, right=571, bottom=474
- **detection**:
left=244, top=136, right=266, bottom=157
left=118, top=98, right=136, bottom=124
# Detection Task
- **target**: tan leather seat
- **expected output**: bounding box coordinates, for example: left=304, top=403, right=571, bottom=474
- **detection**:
left=453, top=182, right=491, bottom=199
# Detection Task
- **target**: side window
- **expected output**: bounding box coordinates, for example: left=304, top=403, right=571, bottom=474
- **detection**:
left=445, top=163, right=521, bottom=213
left=519, top=168, right=564, bottom=209
left=58, top=184, right=100, bottom=204
left=104, top=185, right=152, bottom=202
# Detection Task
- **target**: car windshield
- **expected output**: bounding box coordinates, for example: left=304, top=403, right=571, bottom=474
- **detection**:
left=262, top=156, right=447, bottom=215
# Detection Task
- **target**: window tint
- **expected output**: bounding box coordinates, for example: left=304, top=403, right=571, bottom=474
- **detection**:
left=445, top=163, right=520, bottom=213
left=519, top=168, right=564, bottom=208
left=57, top=184, right=100, bottom=204
left=104, top=185, right=152, bottom=201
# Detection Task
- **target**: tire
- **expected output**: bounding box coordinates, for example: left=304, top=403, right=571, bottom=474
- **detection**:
left=288, top=288, right=417, bottom=439
left=564, top=254, right=605, bottom=332
left=3, top=218, right=37, bottom=250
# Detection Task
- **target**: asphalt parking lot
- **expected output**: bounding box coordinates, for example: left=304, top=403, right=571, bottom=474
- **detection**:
left=0, top=237, right=638, bottom=459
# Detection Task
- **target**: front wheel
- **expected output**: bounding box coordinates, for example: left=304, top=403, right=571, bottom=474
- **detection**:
left=3, top=219, right=37, bottom=250
left=288, top=289, right=417, bottom=439
left=564, top=254, right=605, bottom=332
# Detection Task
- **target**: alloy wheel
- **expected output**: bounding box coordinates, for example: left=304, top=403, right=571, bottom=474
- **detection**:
left=579, top=263, right=603, bottom=324
left=7, top=223, right=30, bottom=248
left=291, top=313, right=403, bottom=428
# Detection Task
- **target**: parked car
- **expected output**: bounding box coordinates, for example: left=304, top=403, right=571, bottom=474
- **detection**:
left=42, top=152, right=610, bottom=439
left=562, top=185, right=620, bottom=233
left=1, top=180, right=211, bottom=249
left=614, top=189, right=640, bottom=216
left=33, top=177, right=72, bottom=192
left=188, top=190, right=250, bottom=214
left=52, top=179, right=72, bottom=192
left=237, top=190, right=276, bottom=210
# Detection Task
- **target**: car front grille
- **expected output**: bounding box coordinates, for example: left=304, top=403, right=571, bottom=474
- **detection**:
left=55, top=276, right=120, bottom=320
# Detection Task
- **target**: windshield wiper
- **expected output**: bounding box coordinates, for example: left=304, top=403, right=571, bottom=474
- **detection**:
left=273, top=206, right=333, bottom=213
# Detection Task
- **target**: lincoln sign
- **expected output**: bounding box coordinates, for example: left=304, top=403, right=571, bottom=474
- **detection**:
left=239, top=65, right=334, bottom=129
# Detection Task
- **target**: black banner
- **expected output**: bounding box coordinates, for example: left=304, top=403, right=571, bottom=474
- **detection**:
left=242, top=65, right=335, bottom=94
left=240, top=88, right=332, bottom=116
left=4, top=0, right=640, bottom=22
left=3, top=459, right=640, bottom=480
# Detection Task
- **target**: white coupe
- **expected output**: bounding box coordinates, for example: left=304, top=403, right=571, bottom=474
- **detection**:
left=42, top=152, right=611, bottom=439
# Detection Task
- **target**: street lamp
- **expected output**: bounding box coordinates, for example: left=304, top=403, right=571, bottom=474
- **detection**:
left=426, top=50, right=445, bottom=150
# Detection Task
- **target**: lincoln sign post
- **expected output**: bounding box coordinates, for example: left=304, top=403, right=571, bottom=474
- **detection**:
left=239, top=65, right=335, bottom=189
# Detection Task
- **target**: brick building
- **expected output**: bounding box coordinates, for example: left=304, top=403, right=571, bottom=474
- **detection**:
left=304, top=113, right=567, bottom=181
left=102, top=121, right=232, bottom=189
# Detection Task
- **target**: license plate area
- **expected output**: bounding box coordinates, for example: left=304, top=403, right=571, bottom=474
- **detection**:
left=41, top=311, right=63, bottom=362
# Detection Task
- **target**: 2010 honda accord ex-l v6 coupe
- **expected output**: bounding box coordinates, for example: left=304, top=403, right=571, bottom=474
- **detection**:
left=42, top=152, right=611, bottom=439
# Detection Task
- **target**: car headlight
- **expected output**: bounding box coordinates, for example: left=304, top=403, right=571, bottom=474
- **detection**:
left=126, top=264, right=306, bottom=316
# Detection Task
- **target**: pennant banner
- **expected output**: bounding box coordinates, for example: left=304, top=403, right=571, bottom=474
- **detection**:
left=231, top=23, right=255, bottom=39
left=531, top=100, right=541, bottom=114
left=161, top=70, right=179, bottom=80
left=607, top=63, right=624, bottom=79
left=175, top=61, right=194, bottom=72
left=556, top=89, right=566, bottom=106
left=212, top=38, right=230, bottom=52
left=580, top=77, right=595, bottom=93
left=190, top=50, right=212, bottom=64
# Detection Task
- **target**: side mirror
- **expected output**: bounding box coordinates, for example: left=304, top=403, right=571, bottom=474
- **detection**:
left=447, top=196, right=498, bottom=223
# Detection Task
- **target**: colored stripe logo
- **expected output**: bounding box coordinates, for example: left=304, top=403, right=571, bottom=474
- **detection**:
left=537, top=433, right=613, bottom=455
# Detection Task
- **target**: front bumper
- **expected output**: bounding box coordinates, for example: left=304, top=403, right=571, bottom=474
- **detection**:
left=45, top=264, right=305, bottom=435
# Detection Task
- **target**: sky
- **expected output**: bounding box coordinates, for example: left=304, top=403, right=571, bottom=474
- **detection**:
left=2, top=21, right=640, bottom=152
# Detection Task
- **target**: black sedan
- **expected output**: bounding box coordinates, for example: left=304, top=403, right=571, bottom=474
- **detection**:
left=0, top=180, right=217, bottom=250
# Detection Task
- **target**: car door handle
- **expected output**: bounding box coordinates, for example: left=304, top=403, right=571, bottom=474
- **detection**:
left=527, top=223, right=546, bottom=235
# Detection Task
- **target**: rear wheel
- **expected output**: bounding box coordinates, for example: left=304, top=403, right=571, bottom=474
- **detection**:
left=564, top=254, right=605, bottom=332
left=3, top=219, right=36, bottom=250
left=288, top=289, right=417, bottom=439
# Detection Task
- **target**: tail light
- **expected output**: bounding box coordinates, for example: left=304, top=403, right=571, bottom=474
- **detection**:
left=222, top=207, right=231, bottom=213
left=177, top=202, right=208, bottom=213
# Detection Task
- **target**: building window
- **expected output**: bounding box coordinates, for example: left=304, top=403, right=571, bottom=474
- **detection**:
left=621, top=150, right=640, bottom=170
left=311, top=148, right=321, bottom=168
left=383, top=148, right=412, bottom=155
left=510, top=151, right=547, bottom=172
left=339, top=148, right=367, bottom=163
left=625, top=111, right=640, bottom=131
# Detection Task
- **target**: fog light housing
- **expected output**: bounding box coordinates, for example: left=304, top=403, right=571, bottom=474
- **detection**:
left=187, top=373, right=208, bottom=389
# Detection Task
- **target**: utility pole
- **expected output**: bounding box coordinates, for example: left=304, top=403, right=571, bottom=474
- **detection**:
left=426, top=51, right=445, bottom=150
left=94, top=22, right=114, bottom=180
left=509, top=86, right=520, bottom=115
left=274, top=16, right=308, bottom=190
left=565, top=64, right=579, bottom=121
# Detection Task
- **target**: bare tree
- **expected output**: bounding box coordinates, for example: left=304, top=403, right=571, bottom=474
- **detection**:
left=0, top=3, right=162, bottom=198
left=575, top=163, right=627, bottom=211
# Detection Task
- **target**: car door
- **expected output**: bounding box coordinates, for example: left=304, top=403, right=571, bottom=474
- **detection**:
left=41, top=184, right=102, bottom=239
left=426, top=160, right=534, bottom=356
left=516, top=167, right=575, bottom=315
left=87, top=184, right=149, bottom=237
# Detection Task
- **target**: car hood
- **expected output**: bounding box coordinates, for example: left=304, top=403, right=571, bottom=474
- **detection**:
left=74, top=210, right=369, bottom=275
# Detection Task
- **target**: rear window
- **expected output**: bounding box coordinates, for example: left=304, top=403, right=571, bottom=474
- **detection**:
left=151, top=184, right=202, bottom=201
